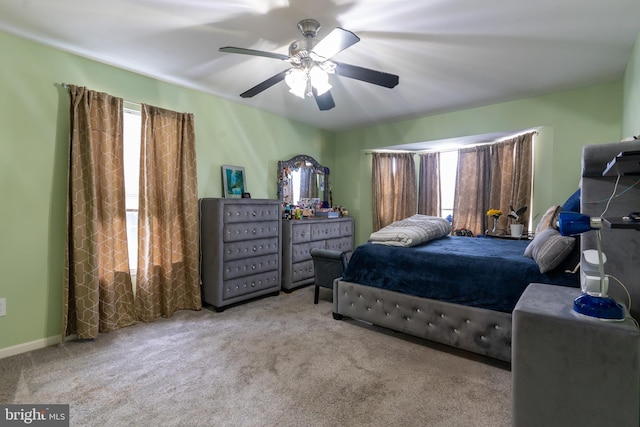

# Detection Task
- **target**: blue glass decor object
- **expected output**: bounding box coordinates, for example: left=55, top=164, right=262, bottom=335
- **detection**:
left=558, top=211, right=625, bottom=321
left=573, top=293, right=625, bottom=320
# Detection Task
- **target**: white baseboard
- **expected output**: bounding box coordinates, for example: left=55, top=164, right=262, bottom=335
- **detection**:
left=0, top=335, right=63, bottom=359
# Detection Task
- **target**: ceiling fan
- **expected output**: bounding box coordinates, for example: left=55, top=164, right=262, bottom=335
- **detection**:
left=219, top=19, right=399, bottom=111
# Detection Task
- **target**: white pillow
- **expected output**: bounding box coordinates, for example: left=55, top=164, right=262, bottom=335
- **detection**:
left=535, top=205, right=562, bottom=234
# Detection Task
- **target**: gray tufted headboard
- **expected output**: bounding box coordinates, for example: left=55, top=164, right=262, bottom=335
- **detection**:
left=581, top=141, right=640, bottom=320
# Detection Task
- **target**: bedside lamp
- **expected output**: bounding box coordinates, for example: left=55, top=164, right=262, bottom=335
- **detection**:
left=558, top=211, right=625, bottom=321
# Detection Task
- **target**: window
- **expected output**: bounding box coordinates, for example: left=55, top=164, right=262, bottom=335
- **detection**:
left=422, top=131, right=535, bottom=227
left=123, top=107, right=141, bottom=273
left=439, top=150, right=458, bottom=220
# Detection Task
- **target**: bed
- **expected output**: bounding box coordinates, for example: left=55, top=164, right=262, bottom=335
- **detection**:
left=332, top=215, right=580, bottom=362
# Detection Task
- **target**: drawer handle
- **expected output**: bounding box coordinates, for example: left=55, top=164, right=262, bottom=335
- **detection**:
left=252, top=211, right=257, bottom=216
left=253, top=246, right=257, bottom=251
left=252, top=229, right=257, bottom=234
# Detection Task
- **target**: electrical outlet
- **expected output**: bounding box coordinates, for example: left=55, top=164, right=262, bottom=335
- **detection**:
left=0, top=298, right=5, bottom=317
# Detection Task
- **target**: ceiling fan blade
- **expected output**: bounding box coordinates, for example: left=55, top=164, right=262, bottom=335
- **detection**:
left=311, top=27, right=360, bottom=60
left=334, top=62, right=399, bottom=88
left=219, top=46, right=290, bottom=61
left=240, top=70, right=288, bottom=98
left=313, top=89, right=336, bottom=111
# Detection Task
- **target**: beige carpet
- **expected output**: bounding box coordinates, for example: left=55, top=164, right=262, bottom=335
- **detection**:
left=0, top=286, right=511, bottom=426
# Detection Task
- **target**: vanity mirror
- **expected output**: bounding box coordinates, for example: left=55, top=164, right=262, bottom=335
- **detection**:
left=277, top=155, right=330, bottom=206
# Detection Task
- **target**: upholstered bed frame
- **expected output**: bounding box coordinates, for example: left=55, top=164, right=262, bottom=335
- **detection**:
left=333, top=140, right=640, bottom=363
left=333, top=281, right=513, bottom=362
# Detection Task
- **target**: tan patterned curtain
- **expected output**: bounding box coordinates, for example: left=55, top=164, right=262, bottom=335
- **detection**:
left=488, top=133, right=533, bottom=234
left=452, top=133, right=533, bottom=236
left=63, top=85, right=137, bottom=339
left=452, top=145, right=492, bottom=236
left=372, top=153, right=417, bottom=231
left=418, top=152, right=441, bottom=216
left=135, top=104, right=201, bottom=322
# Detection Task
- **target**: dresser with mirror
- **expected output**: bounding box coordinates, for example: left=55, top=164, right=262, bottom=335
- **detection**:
left=278, top=155, right=354, bottom=291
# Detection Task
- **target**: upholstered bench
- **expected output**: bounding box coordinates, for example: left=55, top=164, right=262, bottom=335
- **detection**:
left=512, top=283, right=640, bottom=427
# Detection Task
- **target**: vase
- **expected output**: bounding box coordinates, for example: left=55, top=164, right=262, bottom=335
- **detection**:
left=510, top=223, right=524, bottom=238
left=492, top=217, right=499, bottom=234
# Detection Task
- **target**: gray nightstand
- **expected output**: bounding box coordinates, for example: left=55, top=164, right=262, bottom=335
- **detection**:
left=512, top=283, right=640, bottom=427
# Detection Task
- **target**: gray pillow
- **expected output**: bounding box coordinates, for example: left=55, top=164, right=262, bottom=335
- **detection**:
left=524, top=228, right=576, bottom=273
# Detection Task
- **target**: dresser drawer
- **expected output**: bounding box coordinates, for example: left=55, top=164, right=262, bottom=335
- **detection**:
left=340, top=219, right=354, bottom=236
left=291, top=223, right=311, bottom=244
left=223, top=237, right=279, bottom=261
left=222, top=204, right=280, bottom=223
left=223, top=220, right=279, bottom=242
left=310, top=221, right=342, bottom=241
left=325, top=237, right=353, bottom=253
left=223, top=253, right=279, bottom=280
left=291, top=241, right=325, bottom=263
left=291, top=260, right=314, bottom=283
left=222, top=270, right=280, bottom=299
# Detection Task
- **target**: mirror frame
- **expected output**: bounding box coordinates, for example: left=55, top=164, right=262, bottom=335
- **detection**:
left=277, top=154, right=330, bottom=204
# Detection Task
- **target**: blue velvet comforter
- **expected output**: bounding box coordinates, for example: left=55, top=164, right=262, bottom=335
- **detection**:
left=342, top=236, right=580, bottom=313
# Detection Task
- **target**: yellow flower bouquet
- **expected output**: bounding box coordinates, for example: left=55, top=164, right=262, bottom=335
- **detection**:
left=486, top=209, right=502, bottom=218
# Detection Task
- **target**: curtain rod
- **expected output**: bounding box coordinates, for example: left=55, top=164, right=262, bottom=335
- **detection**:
left=364, top=147, right=461, bottom=155
left=60, top=82, right=141, bottom=108
left=363, top=150, right=416, bottom=155
left=364, top=131, right=539, bottom=155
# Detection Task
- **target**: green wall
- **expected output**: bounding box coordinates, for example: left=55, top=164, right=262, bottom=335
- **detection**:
left=0, top=31, right=334, bottom=351
left=623, top=30, right=640, bottom=137
left=334, top=82, right=624, bottom=245
left=1, top=26, right=638, bottom=353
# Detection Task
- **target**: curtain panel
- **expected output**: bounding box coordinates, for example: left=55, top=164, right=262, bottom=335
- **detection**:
left=418, top=152, right=441, bottom=216
left=372, top=153, right=417, bottom=231
left=452, top=133, right=533, bottom=236
left=452, top=145, right=492, bottom=236
left=489, top=133, right=534, bottom=231
left=63, top=85, right=137, bottom=339
left=488, top=133, right=533, bottom=234
left=135, top=104, right=202, bottom=322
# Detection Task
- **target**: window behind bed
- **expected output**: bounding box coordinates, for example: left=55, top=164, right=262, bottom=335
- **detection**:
left=371, top=130, right=535, bottom=236
left=439, top=150, right=458, bottom=221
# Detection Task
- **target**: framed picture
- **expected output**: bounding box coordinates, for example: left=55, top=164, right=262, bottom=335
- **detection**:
left=221, top=165, right=246, bottom=198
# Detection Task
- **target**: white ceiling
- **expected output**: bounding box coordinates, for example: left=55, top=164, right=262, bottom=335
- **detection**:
left=2, top=0, right=640, bottom=132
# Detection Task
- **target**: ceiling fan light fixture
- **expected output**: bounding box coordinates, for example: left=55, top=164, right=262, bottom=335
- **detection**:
left=285, top=66, right=332, bottom=99
left=309, top=66, right=332, bottom=95
left=285, top=68, right=307, bottom=99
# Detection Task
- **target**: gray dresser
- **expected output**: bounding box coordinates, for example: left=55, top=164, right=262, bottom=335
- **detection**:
left=199, top=198, right=282, bottom=311
left=281, top=217, right=354, bottom=291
